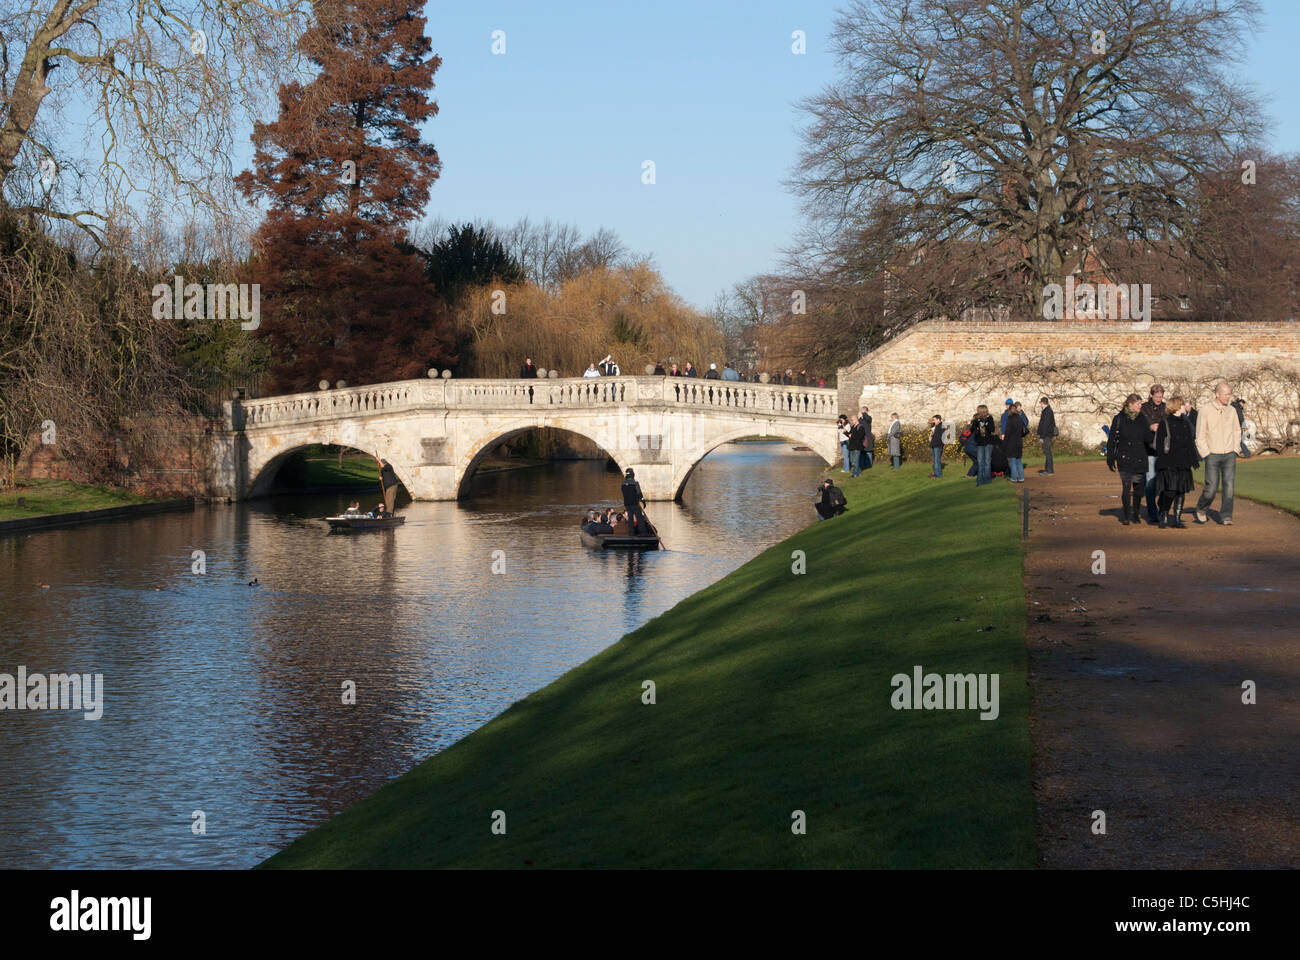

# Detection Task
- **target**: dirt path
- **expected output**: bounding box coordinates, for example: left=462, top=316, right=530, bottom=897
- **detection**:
left=1024, top=460, right=1300, bottom=868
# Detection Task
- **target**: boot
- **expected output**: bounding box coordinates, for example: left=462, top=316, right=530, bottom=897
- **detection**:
left=1158, top=510, right=1168, bottom=529
left=1130, top=496, right=1144, bottom=527
left=1120, top=496, right=1131, bottom=525
left=1171, top=495, right=1185, bottom=529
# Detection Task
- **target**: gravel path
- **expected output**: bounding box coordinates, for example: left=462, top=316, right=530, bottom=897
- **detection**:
left=1024, top=460, right=1300, bottom=868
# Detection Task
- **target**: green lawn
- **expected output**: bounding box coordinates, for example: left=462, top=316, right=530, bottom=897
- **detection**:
left=1216, top=456, right=1300, bottom=516
left=278, top=446, right=379, bottom=488
left=263, top=463, right=1033, bottom=869
left=0, top=478, right=157, bottom=522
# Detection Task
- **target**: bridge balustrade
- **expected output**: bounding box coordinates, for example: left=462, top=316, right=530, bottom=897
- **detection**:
left=234, top=376, right=836, bottom=429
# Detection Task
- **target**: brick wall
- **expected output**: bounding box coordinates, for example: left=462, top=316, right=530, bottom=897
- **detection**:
left=16, top=415, right=221, bottom=498
left=837, top=321, right=1300, bottom=447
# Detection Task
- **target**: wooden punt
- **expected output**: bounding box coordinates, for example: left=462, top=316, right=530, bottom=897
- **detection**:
left=579, top=517, right=661, bottom=550
left=326, top=514, right=406, bottom=532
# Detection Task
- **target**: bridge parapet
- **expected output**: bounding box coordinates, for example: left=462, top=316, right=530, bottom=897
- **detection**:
left=231, top=376, right=837, bottom=429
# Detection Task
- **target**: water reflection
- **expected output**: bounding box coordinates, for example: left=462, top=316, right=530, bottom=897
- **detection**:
left=0, top=442, right=825, bottom=867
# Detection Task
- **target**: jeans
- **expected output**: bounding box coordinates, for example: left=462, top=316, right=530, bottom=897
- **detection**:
left=975, top=444, right=993, bottom=485
left=861, top=450, right=873, bottom=470
left=891, top=455, right=900, bottom=469
left=840, top=441, right=850, bottom=472
left=1144, top=455, right=1159, bottom=521
left=1041, top=437, right=1054, bottom=473
left=931, top=447, right=943, bottom=477
left=1197, top=452, right=1237, bottom=520
left=850, top=450, right=862, bottom=477
left=1008, top=457, right=1024, bottom=481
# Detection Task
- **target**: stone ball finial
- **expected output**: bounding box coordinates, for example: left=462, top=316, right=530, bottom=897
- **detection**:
left=335, top=380, right=347, bottom=389
left=537, top=367, right=548, bottom=378
left=644, top=363, right=656, bottom=375
left=427, top=368, right=439, bottom=378
left=548, top=369, right=559, bottom=378
left=759, top=372, right=770, bottom=384
left=441, top=369, right=452, bottom=379
left=319, top=380, right=330, bottom=391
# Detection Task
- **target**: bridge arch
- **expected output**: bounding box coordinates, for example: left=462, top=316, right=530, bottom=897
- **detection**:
left=455, top=420, right=626, bottom=499
left=246, top=439, right=415, bottom=500
left=669, top=424, right=836, bottom=501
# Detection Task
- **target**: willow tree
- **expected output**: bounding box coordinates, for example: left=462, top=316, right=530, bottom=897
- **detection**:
left=0, top=0, right=312, bottom=236
left=792, top=0, right=1266, bottom=326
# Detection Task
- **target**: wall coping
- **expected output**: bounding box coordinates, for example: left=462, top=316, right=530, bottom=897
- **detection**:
left=0, top=498, right=195, bottom=537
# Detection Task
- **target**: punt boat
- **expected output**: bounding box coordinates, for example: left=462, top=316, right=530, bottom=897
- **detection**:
left=578, top=516, right=661, bottom=550
left=325, top=514, right=406, bottom=532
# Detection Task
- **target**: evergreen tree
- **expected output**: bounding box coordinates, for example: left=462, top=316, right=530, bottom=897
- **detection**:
left=237, top=0, right=454, bottom=392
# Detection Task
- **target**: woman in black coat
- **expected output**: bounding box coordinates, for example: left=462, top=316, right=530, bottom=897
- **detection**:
left=1001, top=401, right=1027, bottom=482
left=1106, top=393, right=1151, bottom=525
left=1153, top=396, right=1199, bottom=528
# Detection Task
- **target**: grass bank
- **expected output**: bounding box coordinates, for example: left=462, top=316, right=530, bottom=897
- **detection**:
left=1230, top=456, right=1300, bottom=516
left=0, top=478, right=157, bottom=522
left=263, top=463, right=1033, bottom=868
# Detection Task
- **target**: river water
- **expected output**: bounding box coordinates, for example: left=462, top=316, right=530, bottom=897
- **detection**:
left=0, top=442, right=825, bottom=868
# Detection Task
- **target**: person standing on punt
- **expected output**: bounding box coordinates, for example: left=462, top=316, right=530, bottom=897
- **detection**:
left=375, top=457, right=400, bottom=514
left=621, top=468, right=649, bottom=534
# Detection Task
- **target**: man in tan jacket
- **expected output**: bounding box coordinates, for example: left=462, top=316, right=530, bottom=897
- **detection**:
left=1194, top=380, right=1243, bottom=525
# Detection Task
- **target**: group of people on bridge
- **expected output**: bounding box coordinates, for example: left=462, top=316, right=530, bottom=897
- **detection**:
left=518, top=355, right=828, bottom=386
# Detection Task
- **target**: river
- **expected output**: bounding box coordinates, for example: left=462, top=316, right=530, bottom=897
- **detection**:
left=0, top=442, right=826, bottom=868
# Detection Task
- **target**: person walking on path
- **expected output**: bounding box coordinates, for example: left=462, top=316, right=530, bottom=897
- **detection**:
left=683, top=361, right=697, bottom=378
left=722, top=362, right=740, bottom=381
left=519, top=357, right=538, bottom=378
left=1194, top=379, right=1243, bottom=525
left=1002, top=402, right=1028, bottom=482
left=928, top=415, right=945, bottom=478
left=1140, top=385, right=1168, bottom=525
left=1153, top=396, right=1199, bottom=528
left=704, top=363, right=721, bottom=380
left=1107, top=393, right=1151, bottom=526
left=847, top=415, right=866, bottom=478
left=1036, top=397, right=1057, bottom=475
left=837, top=414, right=851, bottom=472
left=1231, top=398, right=1252, bottom=458
left=887, top=413, right=902, bottom=469
left=971, top=405, right=997, bottom=486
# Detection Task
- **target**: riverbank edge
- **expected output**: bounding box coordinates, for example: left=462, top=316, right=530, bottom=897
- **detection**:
left=260, top=465, right=1034, bottom=869
left=0, top=498, right=195, bottom=536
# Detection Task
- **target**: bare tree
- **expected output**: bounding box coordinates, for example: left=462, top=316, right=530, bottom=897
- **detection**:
left=0, top=0, right=312, bottom=241
left=793, top=0, right=1265, bottom=324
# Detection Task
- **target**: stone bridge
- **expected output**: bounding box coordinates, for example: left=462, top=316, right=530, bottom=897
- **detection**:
left=212, top=376, right=839, bottom=501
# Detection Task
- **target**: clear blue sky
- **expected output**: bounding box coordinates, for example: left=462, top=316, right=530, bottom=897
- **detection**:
left=419, top=0, right=1300, bottom=310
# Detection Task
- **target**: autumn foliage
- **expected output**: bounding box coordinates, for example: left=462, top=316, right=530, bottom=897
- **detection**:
left=452, top=261, right=726, bottom=378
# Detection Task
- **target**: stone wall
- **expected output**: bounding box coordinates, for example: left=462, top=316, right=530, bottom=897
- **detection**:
left=15, top=415, right=220, bottom=498
left=837, top=321, right=1300, bottom=448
